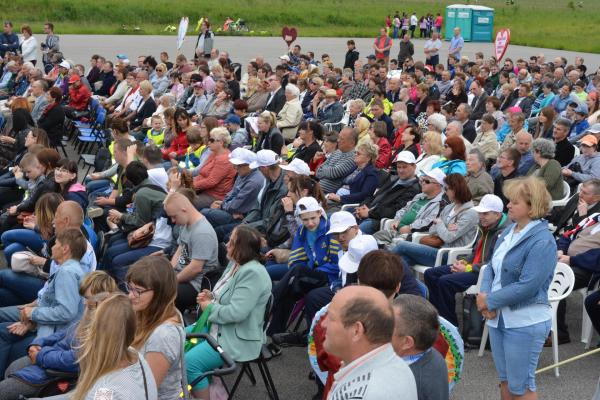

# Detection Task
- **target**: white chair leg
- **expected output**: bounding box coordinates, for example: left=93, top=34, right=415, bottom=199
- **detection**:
left=552, top=313, right=560, bottom=377
left=478, top=324, right=488, bottom=357
left=582, top=294, right=591, bottom=343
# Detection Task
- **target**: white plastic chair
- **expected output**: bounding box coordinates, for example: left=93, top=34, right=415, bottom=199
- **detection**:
left=577, top=280, right=600, bottom=349
left=410, top=232, right=479, bottom=276
left=478, top=262, right=575, bottom=378
left=550, top=181, right=571, bottom=209
left=465, top=264, right=487, bottom=296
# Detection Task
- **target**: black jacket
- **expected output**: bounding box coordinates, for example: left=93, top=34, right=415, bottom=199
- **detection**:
left=265, top=87, right=286, bottom=114
left=550, top=194, right=600, bottom=235
left=363, top=176, right=421, bottom=222
left=254, top=127, right=284, bottom=155
left=462, top=120, right=477, bottom=143
left=16, top=173, right=60, bottom=213
left=344, top=49, right=359, bottom=71
left=291, top=141, right=321, bottom=164
left=38, top=105, right=65, bottom=147
left=131, top=97, right=157, bottom=130
left=470, top=92, right=488, bottom=120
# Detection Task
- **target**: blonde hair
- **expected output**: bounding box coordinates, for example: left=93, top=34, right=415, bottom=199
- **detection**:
left=259, top=110, right=276, bottom=127
left=423, top=131, right=443, bottom=155
left=503, top=176, right=551, bottom=219
left=357, top=141, right=379, bottom=162
left=355, top=117, right=371, bottom=136
left=246, top=76, right=260, bottom=96
left=210, top=126, right=232, bottom=147
left=79, top=271, right=118, bottom=297
left=72, top=293, right=137, bottom=400
left=139, top=79, right=153, bottom=93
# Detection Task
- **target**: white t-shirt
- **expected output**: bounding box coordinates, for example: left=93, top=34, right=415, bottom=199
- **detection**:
left=147, top=167, right=168, bottom=191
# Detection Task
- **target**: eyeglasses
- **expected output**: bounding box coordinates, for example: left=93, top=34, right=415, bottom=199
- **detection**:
left=156, top=69, right=164, bottom=72
left=420, top=178, right=434, bottom=185
left=125, top=283, right=152, bottom=298
left=208, top=137, right=218, bottom=143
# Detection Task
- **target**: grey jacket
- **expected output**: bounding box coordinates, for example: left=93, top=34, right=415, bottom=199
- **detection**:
left=566, top=152, right=600, bottom=183
left=221, top=168, right=265, bottom=215
left=429, top=201, right=479, bottom=247
left=243, top=170, right=287, bottom=233
left=394, top=191, right=446, bottom=232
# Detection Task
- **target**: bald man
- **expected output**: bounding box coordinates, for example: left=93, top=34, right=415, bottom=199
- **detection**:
left=0, top=201, right=96, bottom=308
left=324, top=286, right=417, bottom=400
left=163, top=192, right=220, bottom=313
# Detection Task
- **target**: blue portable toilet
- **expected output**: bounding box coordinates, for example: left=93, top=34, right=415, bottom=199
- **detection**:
left=445, top=4, right=495, bottom=42
left=471, top=5, right=495, bottom=42
left=445, top=4, right=473, bottom=41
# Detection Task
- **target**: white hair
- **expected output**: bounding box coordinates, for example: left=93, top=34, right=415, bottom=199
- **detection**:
left=427, top=113, right=447, bottom=132
left=285, top=83, right=300, bottom=97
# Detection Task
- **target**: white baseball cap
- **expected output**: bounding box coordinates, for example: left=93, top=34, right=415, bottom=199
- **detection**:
left=296, top=196, right=322, bottom=215
left=59, top=60, right=70, bottom=69
left=420, top=168, right=446, bottom=186
left=393, top=150, right=417, bottom=164
left=327, top=211, right=358, bottom=235
left=339, top=235, right=378, bottom=274
left=279, top=55, right=291, bottom=62
left=472, top=194, right=504, bottom=213
left=249, top=149, right=280, bottom=169
left=229, top=147, right=256, bottom=166
left=280, top=158, right=311, bottom=176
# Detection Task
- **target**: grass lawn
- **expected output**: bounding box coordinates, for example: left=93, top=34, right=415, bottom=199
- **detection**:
left=4, top=0, right=599, bottom=52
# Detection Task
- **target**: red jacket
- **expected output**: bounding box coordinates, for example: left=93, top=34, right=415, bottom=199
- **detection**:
left=375, top=136, right=391, bottom=169
left=68, top=84, right=91, bottom=111
left=193, top=151, right=236, bottom=200
left=162, top=131, right=189, bottom=159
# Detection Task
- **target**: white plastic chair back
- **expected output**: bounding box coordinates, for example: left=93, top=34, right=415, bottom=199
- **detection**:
left=548, top=262, right=575, bottom=302
left=465, top=264, right=487, bottom=295
left=550, top=181, right=571, bottom=208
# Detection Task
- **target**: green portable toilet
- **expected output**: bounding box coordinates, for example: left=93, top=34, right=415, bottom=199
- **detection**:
left=445, top=4, right=472, bottom=41
left=471, top=5, right=495, bottom=42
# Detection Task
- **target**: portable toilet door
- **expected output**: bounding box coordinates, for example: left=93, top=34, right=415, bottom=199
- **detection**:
left=445, top=4, right=472, bottom=41
left=471, top=5, right=495, bottom=42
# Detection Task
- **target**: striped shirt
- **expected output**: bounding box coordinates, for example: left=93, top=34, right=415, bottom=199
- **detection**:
left=315, top=150, right=357, bottom=194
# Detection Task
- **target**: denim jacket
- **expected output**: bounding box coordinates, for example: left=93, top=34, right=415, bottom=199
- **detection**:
left=481, top=220, right=557, bottom=311
left=31, top=259, right=85, bottom=338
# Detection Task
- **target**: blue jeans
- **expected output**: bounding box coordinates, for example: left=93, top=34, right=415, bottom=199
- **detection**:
left=1, top=229, right=45, bottom=269
left=84, top=178, right=112, bottom=204
left=358, top=218, right=379, bottom=234
left=184, top=331, right=224, bottom=390
left=0, top=270, right=44, bottom=307
left=424, top=265, right=477, bottom=326
left=201, top=208, right=236, bottom=227
left=265, top=262, right=289, bottom=281
left=111, top=245, right=162, bottom=288
left=0, top=306, right=34, bottom=377
left=488, top=315, right=551, bottom=395
left=391, top=239, right=440, bottom=268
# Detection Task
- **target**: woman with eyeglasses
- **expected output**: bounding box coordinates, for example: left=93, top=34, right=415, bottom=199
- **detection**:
left=391, top=173, right=478, bottom=270
left=185, top=224, right=271, bottom=399
left=54, top=159, right=88, bottom=210
left=151, top=63, right=170, bottom=97
left=0, top=272, right=117, bottom=400
left=71, top=293, right=158, bottom=400
left=192, top=127, right=237, bottom=209
left=125, top=256, right=186, bottom=400
left=430, top=136, right=467, bottom=176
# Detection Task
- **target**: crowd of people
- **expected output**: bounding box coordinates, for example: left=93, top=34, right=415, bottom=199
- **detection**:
left=0, top=16, right=599, bottom=400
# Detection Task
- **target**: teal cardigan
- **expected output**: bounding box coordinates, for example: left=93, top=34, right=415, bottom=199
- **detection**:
left=208, top=259, right=272, bottom=362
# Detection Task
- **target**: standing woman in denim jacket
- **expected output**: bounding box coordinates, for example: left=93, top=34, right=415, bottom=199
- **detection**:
left=478, top=176, right=556, bottom=400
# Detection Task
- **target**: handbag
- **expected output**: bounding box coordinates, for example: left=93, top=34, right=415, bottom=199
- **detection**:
left=11, top=251, right=48, bottom=279
left=184, top=303, right=213, bottom=353
left=127, top=223, right=155, bottom=249
left=420, top=234, right=444, bottom=248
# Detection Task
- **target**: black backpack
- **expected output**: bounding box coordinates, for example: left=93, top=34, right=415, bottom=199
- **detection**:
left=462, top=294, right=485, bottom=347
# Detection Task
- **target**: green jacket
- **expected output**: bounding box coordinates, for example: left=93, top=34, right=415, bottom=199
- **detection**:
left=527, top=159, right=564, bottom=200
left=121, top=179, right=167, bottom=231
left=208, top=260, right=272, bottom=362
left=243, top=170, right=287, bottom=234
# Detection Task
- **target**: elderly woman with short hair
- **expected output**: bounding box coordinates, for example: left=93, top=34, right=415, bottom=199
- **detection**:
left=527, top=138, right=564, bottom=200
left=391, top=110, right=409, bottom=150
left=326, top=141, right=379, bottom=209
left=151, top=63, right=170, bottom=97
left=192, top=126, right=237, bottom=209
left=277, top=83, right=304, bottom=141
left=129, top=80, right=157, bottom=131
left=416, top=131, right=443, bottom=173
left=466, top=149, right=494, bottom=205
left=342, top=99, right=365, bottom=128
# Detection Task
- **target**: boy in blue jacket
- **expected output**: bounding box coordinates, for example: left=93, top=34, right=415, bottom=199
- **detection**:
left=268, top=197, right=340, bottom=337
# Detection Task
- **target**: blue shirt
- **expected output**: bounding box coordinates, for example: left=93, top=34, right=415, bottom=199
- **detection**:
left=449, top=36, right=464, bottom=59
left=487, top=220, right=552, bottom=329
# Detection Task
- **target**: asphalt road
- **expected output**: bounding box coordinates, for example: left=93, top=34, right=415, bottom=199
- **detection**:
left=29, top=34, right=600, bottom=72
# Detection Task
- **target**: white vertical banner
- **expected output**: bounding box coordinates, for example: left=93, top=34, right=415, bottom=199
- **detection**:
left=177, top=17, right=189, bottom=51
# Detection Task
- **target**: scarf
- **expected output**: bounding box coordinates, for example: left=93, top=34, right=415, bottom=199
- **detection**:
left=563, top=212, right=600, bottom=242
left=42, top=102, right=58, bottom=117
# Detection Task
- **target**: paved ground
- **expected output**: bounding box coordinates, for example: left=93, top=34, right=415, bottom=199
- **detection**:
left=11, top=35, right=600, bottom=399
left=31, top=34, right=600, bottom=72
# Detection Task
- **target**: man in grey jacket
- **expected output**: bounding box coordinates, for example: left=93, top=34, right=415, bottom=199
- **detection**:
left=30, top=80, right=49, bottom=123
left=202, top=148, right=265, bottom=241
left=392, top=295, right=449, bottom=400
left=373, top=167, right=447, bottom=248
